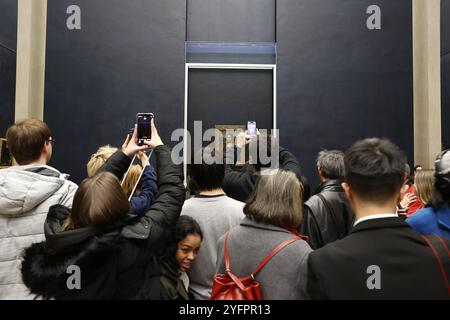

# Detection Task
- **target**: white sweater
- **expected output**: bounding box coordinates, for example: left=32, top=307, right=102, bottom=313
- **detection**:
left=0, top=164, right=78, bottom=299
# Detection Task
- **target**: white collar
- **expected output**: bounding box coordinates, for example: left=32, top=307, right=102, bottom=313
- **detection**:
left=353, top=213, right=398, bottom=227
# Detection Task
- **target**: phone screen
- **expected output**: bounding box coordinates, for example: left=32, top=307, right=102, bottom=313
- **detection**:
left=136, top=113, right=153, bottom=146
left=247, top=121, right=257, bottom=136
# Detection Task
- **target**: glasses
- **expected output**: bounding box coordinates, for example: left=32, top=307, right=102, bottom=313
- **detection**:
left=48, top=138, right=56, bottom=145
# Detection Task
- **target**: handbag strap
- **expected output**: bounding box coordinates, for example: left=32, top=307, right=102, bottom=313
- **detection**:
left=223, top=230, right=247, bottom=291
left=223, top=230, right=302, bottom=288
left=421, top=234, right=450, bottom=296
left=252, top=236, right=301, bottom=278
left=224, top=229, right=232, bottom=273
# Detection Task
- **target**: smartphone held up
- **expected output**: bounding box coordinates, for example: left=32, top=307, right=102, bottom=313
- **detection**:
left=136, top=113, right=154, bottom=146
left=247, top=121, right=257, bottom=137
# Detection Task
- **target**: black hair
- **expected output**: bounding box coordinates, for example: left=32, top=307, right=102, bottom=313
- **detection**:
left=344, top=138, right=406, bottom=204
left=188, top=147, right=224, bottom=191
left=161, top=216, right=203, bottom=270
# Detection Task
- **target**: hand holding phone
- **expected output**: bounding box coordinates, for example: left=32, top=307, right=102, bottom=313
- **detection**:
left=247, top=121, right=257, bottom=137
left=136, top=113, right=154, bottom=146
left=122, top=124, right=149, bottom=157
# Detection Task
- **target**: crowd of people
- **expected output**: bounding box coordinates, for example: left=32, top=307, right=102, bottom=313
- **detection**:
left=0, top=118, right=449, bottom=300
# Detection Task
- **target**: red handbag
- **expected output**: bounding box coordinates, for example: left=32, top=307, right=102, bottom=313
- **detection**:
left=210, top=230, right=301, bottom=300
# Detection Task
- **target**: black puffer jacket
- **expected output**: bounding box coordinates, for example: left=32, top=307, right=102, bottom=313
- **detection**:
left=300, top=179, right=355, bottom=250
left=21, top=145, right=185, bottom=299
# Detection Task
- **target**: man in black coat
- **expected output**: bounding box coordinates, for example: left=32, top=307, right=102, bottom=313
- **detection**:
left=301, top=150, right=354, bottom=249
left=307, top=138, right=449, bottom=299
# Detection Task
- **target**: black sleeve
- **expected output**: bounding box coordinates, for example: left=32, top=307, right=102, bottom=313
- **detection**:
left=279, top=147, right=302, bottom=177
left=97, top=150, right=132, bottom=180
left=306, top=253, right=329, bottom=300
left=121, top=145, right=185, bottom=245
left=222, top=146, right=255, bottom=202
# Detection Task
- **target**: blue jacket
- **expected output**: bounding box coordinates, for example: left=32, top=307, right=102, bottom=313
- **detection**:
left=130, top=165, right=158, bottom=217
left=406, top=204, right=450, bottom=238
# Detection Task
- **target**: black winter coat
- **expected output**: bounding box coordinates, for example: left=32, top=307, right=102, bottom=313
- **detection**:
left=222, top=147, right=306, bottom=202
left=307, top=217, right=450, bottom=299
left=300, top=179, right=355, bottom=249
left=21, top=145, right=185, bottom=299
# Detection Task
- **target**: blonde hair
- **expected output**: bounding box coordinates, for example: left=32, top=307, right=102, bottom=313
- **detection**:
left=87, top=145, right=118, bottom=177
left=414, top=169, right=435, bottom=205
left=122, top=164, right=143, bottom=197
left=244, top=169, right=303, bottom=228
left=63, top=172, right=130, bottom=230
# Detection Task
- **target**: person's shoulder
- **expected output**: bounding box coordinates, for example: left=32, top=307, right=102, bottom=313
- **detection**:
left=406, top=207, right=435, bottom=226
left=223, top=196, right=245, bottom=206
left=180, top=197, right=196, bottom=212
left=305, top=194, right=321, bottom=208
left=288, top=237, right=313, bottom=256
left=309, top=233, right=356, bottom=261
left=62, top=178, right=78, bottom=188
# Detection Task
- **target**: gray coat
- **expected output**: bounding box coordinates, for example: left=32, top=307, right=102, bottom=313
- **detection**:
left=215, top=217, right=312, bottom=300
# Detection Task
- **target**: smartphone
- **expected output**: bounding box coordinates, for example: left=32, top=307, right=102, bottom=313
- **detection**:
left=247, top=121, right=257, bottom=136
left=136, top=113, right=153, bottom=146
left=0, top=138, right=12, bottom=167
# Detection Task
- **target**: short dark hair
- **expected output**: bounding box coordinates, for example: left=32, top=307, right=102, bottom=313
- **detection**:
left=188, top=147, right=224, bottom=191
left=6, top=119, right=51, bottom=165
left=317, top=150, right=345, bottom=179
left=344, top=138, right=406, bottom=204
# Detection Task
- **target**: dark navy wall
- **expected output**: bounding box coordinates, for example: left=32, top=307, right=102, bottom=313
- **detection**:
left=44, top=0, right=186, bottom=183
left=0, top=0, right=17, bottom=137
left=277, top=0, right=413, bottom=188
left=187, top=0, right=275, bottom=42
left=44, top=0, right=413, bottom=187
left=442, top=0, right=450, bottom=149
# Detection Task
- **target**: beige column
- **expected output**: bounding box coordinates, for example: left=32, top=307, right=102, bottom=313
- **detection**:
left=413, top=0, right=442, bottom=168
left=15, top=0, right=47, bottom=121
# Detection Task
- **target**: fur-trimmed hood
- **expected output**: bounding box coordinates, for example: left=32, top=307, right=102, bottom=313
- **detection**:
left=21, top=205, right=126, bottom=299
